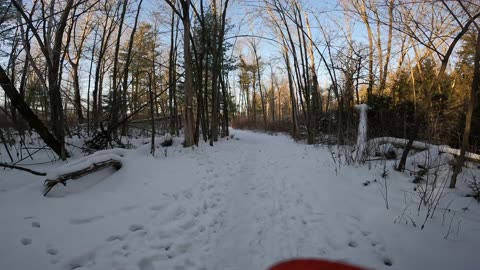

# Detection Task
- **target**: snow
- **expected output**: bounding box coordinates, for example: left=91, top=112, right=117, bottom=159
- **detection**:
left=1, top=129, right=480, bottom=270
left=355, top=104, right=369, bottom=163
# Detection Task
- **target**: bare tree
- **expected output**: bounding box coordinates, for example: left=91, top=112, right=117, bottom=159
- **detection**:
left=11, top=0, right=78, bottom=159
left=66, top=4, right=94, bottom=124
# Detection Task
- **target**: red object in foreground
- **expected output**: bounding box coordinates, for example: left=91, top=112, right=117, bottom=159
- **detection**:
left=269, top=259, right=367, bottom=270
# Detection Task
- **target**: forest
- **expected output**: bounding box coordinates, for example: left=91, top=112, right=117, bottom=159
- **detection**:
left=1, top=1, right=480, bottom=270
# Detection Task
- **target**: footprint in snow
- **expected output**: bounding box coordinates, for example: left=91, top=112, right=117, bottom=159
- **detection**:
left=383, top=257, right=393, bottom=266
left=21, top=238, right=32, bottom=245
left=129, top=224, right=144, bottom=232
left=348, top=241, right=358, bottom=248
left=106, top=235, right=124, bottom=242
left=361, top=231, right=371, bottom=237
left=46, top=247, right=58, bottom=255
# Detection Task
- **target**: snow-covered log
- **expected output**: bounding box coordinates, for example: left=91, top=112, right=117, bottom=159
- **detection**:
left=367, top=137, right=480, bottom=163
left=43, top=149, right=127, bottom=196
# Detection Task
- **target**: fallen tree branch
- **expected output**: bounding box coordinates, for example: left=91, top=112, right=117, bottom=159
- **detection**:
left=43, top=159, right=122, bottom=196
left=368, top=137, right=480, bottom=163
left=0, top=162, right=47, bottom=176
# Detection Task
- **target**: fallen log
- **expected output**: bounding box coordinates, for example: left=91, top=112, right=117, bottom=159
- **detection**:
left=43, top=159, right=122, bottom=196
left=367, top=137, right=480, bottom=163
left=43, top=148, right=127, bottom=196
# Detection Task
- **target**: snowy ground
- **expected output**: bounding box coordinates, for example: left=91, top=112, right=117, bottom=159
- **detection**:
left=1, top=129, right=480, bottom=270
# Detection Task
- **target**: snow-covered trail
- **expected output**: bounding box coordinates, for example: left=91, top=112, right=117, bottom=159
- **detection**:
left=201, top=132, right=392, bottom=270
left=1, top=130, right=480, bottom=270
left=67, top=131, right=394, bottom=270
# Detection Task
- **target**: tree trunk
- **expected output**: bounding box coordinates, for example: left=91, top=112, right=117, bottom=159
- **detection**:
left=87, top=31, right=98, bottom=136
left=181, top=0, right=195, bottom=147
left=110, top=0, right=129, bottom=134
left=210, top=2, right=219, bottom=145
left=72, top=65, right=84, bottom=123
left=169, top=8, right=177, bottom=136
left=221, top=73, right=230, bottom=137
left=450, top=29, right=480, bottom=188
left=283, top=46, right=298, bottom=138
left=148, top=74, right=156, bottom=156
left=252, top=42, right=267, bottom=128
left=120, top=0, right=143, bottom=136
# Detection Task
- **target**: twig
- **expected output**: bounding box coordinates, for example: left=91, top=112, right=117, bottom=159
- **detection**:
left=0, top=162, right=47, bottom=176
